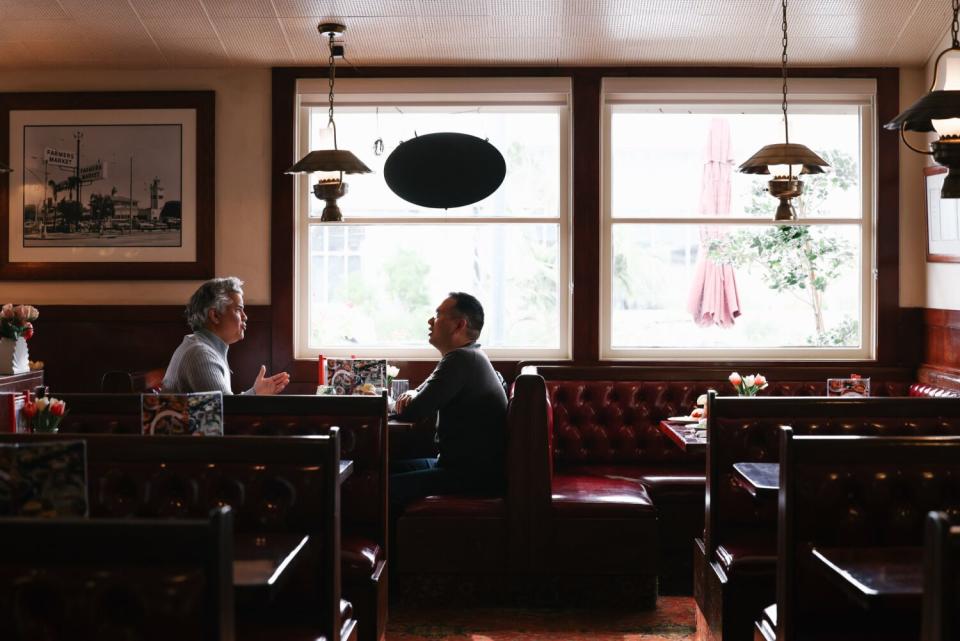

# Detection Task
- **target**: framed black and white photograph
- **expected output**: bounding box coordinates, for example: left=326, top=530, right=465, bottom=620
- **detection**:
left=0, top=91, right=214, bottom=279
left=925, top=165, right=960, bottom=263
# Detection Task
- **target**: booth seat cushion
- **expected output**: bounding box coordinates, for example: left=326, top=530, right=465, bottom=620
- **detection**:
left=557, top=463, right=705, bottom=503
left=402, top=495, right=505, bottom=517
left=341, top=535, right=382, bottom=579
left=551, top=474, right=656, bottom=518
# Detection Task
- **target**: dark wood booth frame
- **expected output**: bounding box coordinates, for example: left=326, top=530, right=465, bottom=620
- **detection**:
left=46, top=393, right=387, bottom=641
left=0, top=508, right=235, bottom=641
left=270, top=65, right=904, bottom=392
left=700, top=394, right=960, bottom=641
left=0, top=431, right=354, bottom=641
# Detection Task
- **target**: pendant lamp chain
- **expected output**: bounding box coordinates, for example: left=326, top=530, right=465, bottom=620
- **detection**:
left=327, top=30, right=339, bottom=149
left=953, top=0, right=959, bottom=48
left=781, top=0, right=790, bottom=146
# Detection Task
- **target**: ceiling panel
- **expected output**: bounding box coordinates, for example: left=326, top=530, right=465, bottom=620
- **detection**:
left=0, top=0, right=950, bottom=69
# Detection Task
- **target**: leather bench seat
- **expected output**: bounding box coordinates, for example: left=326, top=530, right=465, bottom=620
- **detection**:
left=559, top=463, right=705, bottom=502
left=551, top=474, right=655, bottom=517
left=403, top=495, right=505, bottom=517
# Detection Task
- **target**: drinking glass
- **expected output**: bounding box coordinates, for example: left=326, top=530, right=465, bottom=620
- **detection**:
left=391, top=379, right=410, bottom=398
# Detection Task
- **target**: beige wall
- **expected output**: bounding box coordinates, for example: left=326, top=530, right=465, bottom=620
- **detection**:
left=900, top=66, right=928, bottom=308
left=0, top=68, right=272, bottom=304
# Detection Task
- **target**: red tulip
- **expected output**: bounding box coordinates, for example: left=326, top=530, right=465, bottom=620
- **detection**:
left=22, top=322, right=33, bottom=341
left=49, top=400, right=66, bottom=417
left=21, top=401, right=37, bottom=419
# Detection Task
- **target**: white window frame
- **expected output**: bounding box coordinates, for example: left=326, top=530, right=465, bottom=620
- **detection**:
left=600, top=77, right=877, bottom=361
left=293, top=77, right=573, bottom=361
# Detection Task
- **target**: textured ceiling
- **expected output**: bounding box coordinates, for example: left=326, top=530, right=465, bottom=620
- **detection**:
left=0, top=0, right=949, bottom=68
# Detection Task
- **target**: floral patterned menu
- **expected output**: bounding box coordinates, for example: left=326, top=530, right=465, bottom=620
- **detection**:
left=141, top=392, right=224, bottom=435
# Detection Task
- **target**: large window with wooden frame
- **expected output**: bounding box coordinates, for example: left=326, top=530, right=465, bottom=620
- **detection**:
left=293, top=78, right=571, bottom=360
left=601, top=77, right=876, bottom=361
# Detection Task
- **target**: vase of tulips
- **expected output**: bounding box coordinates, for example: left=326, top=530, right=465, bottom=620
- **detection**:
left=729, top=371, right=769, bottom=397
left=22, top=396, right=67, bottom=433
left=0, top=304, right=39, bottom=375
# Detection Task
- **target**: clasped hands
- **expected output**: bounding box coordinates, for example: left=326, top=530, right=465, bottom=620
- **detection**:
left=394, top=389, right=419, bottom=414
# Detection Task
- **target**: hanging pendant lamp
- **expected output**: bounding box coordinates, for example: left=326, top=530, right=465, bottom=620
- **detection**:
left=285, top=23, right=371, bottom=222
left=739, top=0, right=829, bottom=221
left=885, top=0, right=960, bottom=198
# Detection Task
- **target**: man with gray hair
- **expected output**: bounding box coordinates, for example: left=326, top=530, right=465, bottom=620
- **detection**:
left=162, top=277, right=290, bottom=395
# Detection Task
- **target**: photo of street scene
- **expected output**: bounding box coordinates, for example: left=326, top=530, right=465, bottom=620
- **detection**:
left=21, top=124, right=182, bottom=247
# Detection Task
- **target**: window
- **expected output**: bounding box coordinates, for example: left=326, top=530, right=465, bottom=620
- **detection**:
left=294, top=78, right=571, bottom=359
left=601, top=78, right=876, bottom=360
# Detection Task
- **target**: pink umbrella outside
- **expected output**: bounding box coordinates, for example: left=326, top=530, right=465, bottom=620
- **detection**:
left=687, top=118, right=742, bottom=327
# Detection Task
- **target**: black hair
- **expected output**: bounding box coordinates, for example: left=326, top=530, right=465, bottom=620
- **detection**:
left=448, top=291, right=484, bottom=339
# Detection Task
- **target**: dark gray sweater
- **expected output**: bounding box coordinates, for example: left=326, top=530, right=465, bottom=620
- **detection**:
left=399, top=342, right=507, bottom=476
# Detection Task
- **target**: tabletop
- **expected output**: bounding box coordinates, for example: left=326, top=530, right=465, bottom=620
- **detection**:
left=810, top=546, right=922, bottom=611
left=233, top=533, right=310, bottom=603
left=658, top=420, right=707, bottom=455
left=732, top=462, right=779, bottom=499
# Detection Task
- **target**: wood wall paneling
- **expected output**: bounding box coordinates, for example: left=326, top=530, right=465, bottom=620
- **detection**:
left=29, top=305, right=270, bottom=393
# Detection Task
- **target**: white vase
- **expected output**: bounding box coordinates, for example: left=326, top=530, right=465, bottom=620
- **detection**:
left=0, top=337, right=29, bottom=375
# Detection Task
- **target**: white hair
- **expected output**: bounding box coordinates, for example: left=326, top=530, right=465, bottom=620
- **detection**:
left=185, top=277, right=244, bottom=331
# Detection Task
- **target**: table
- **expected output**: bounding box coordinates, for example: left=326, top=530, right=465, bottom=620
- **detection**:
left=233, top=533, right=310, bottom=603
left=810, top=546, right=922, bottom=611
left=339, top=459, right=354, bottom=483
left=732, top=462, right=779, bottom=498
left=658, top=420, right=707, bottom=454
left=388, top=419, right=416, bottom=431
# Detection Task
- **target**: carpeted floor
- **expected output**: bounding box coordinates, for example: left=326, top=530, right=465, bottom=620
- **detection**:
left=385, top=596, right=697, bottom=640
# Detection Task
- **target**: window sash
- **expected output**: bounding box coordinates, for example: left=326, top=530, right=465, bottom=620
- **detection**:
left=599, top=78, right=876, bottom=361
left=294, top=78, right=572, bottom=360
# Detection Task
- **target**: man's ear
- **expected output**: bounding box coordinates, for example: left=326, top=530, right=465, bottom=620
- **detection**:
left=207, top=307, right=221, bottom=326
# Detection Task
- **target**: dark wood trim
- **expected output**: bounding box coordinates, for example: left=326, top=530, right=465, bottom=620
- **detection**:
left=0, top=91, right=215, bottom=281
left=271, top=65, right=904, bottom=385
left=919, top=308, right=960, bottom=393
left=34, top=304, right=269, bottom=323
left=571, top=72, right=601, bottom=361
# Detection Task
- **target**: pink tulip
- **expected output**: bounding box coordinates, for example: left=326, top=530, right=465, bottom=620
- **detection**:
left=729, top=372, right=742, bottom=386
left=754, top=374, right=767, bottom=388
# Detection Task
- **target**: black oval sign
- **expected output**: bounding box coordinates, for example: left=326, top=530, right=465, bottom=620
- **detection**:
left=384, top=132, right=506, bottom=209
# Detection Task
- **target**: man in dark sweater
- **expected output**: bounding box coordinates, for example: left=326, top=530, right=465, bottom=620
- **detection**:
left=390, top=292, right=508, bottom=514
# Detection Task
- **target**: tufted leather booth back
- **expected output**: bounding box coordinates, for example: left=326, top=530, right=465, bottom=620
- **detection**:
left=52, top=393, right=386, bottom=539
left=0, top=509, right=233, bottom=641
left=544, top=380, right=913, bottom=466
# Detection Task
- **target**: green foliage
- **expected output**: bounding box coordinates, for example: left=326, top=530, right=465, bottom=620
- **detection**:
left=56, top=199, right=83, bottom=230
left=385, top=249, right=431, bottom=311
left=807, top=317, right=859, bottom=346
left=88, top=192, right=115, bottom=221
left=745, top=148, right=857, bottom=217
left=707, top=226, right=852, bottom=294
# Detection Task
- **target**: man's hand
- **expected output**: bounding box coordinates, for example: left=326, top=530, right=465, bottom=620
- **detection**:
left=253, top=365, right=290, bottom=395
left=394, top=389, right=419, bottom=414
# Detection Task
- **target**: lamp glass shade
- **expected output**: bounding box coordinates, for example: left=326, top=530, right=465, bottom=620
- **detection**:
left=314, top=126, right=340, bottom=184
left=933, top=117, right=960, bottom=138
left=933, top=48, right=960, bottom=91
left=769, top=163, right=803, bottom=178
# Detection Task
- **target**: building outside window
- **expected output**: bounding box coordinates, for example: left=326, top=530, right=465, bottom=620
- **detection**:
left=294, top=78, right=571, bottom=359
left=602, top=78, right=876, bottom=360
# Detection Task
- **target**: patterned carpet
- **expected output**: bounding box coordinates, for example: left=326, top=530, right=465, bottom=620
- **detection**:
left=385, top=596, right=696, bottom=641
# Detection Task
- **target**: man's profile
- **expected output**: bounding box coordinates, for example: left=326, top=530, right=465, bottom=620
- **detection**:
left=162, top=277, right=290, bottom=395
left=390, top=292, right=508, bottom=513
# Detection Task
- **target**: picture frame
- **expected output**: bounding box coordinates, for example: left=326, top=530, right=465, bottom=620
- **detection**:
left=0, top=91, right=214, bottom=280
left=924, top=165, right=960, bottom=263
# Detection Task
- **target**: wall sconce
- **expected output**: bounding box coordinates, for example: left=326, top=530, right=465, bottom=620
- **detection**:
left=286, top=23, right=371, bottom=221
left=738, top=0, right=829, bottom=220
left=886, top=0, right=960, bottom=198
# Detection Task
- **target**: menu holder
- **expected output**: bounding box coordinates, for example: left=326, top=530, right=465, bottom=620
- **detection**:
left=141, top=392, right=224, bottom=435
left=0, top=440, right=88, bottom=517
left=826, top=377, right=870, bottom=397
left=320, top=357, right=387, bottom=395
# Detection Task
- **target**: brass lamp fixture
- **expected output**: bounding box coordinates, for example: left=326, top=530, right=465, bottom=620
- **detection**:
left=886, top=0, right=960, bottom=198
left=286, top=22, right=371, bottom=222
left=739, top=0, right=829, bottom=221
